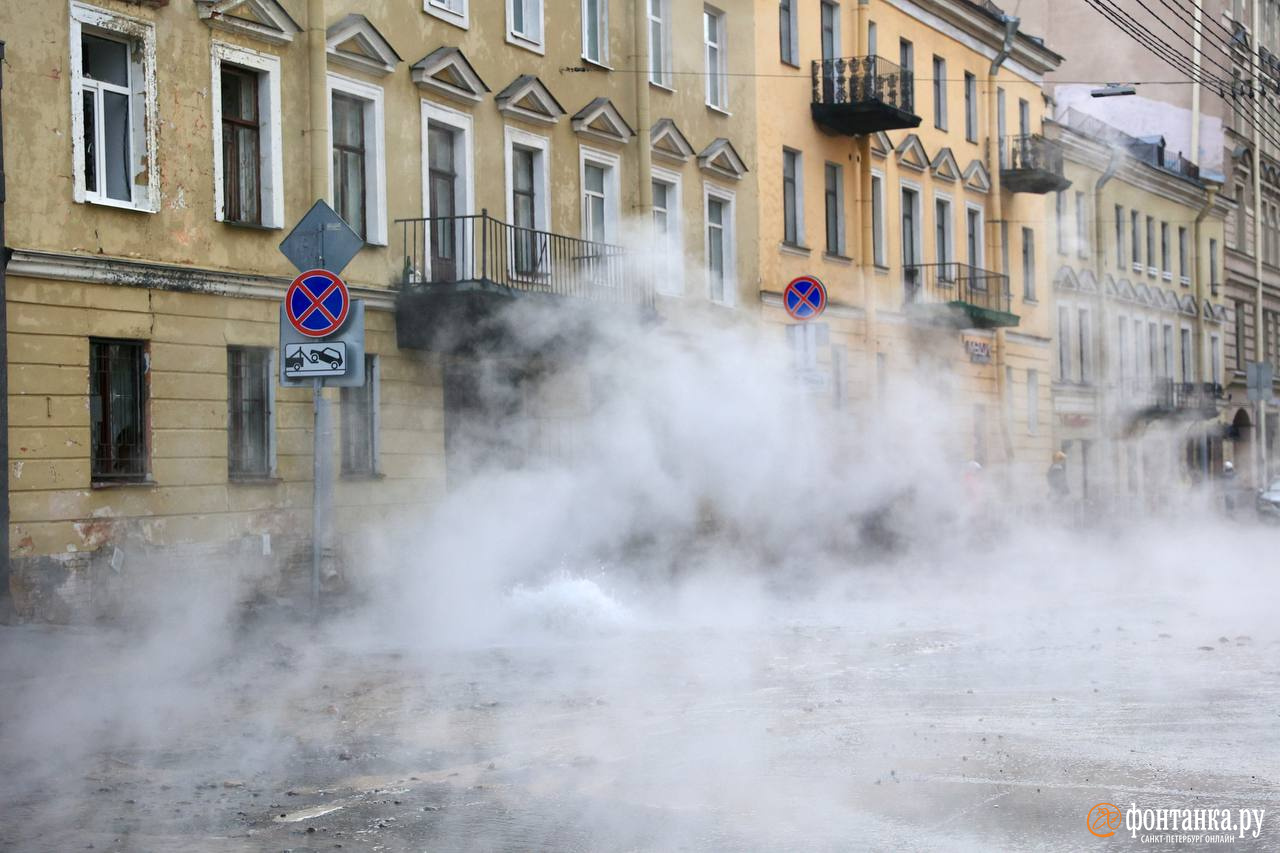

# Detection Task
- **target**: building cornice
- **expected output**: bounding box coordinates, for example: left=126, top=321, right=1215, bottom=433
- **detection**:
left=1051, top=123, right=1212, bottom=209
left=5, top=250, right=397, bottom=311
left=886, top=0, right=1062, bottom=80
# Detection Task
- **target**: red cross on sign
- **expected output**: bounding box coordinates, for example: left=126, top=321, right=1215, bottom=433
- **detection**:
left=285, top=269, right=350, bottom=338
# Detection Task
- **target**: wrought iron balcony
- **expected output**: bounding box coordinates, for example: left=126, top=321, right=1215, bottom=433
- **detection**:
left=902, top=263, right=1017, bottom=329
left=395, top=211, right=654, bottom=353
left=1127, top=379, right=1224, bottom=420
left=999, top=135, right=1072, bottom=194
left=811, top=56, right=920, bottom=135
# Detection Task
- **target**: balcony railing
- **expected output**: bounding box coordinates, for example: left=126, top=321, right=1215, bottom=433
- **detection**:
left=904, top=263, right=1011, bottom=317
left=810, top=56, right=920, bottom=135
left=999, top=135, right=1071, bottom=194
left=1129, top=379, right=1225, bottom=417
left=397, top=211, right=652, bottom=308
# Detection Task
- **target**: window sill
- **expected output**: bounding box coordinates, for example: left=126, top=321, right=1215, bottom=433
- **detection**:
left=874, top=264, right=891, bottom=275
left=580, top=56, right=613, bottom=71
left=82, top=196, right=157, bottom=215
left=649, top=80, right=675, bottom=94
left=1162, top=272, right=1174, bottom=281
left=221, top=219, right=281, bottom=232
left=91, top=478, right=155, bottom=491
left=1147, top=267, right=1158, bottom=277
left=779, top=242, right=811, bottom=256
left=823, top=252, right=852, bottom=265
left=341, top=471, right=385, bottom=482
left=423, top=3, right=469, bottom=30
left=1180, top=277, right=1191, bottom=286
left=505, top=32, right=546, bottom=56
left=1022, top=297, right=1039, bottom=305
left=706, top=103, right=732, bottom=117
left=229, top=475, right=282, bottom=485
left=781, top=59, right=800, bottom=69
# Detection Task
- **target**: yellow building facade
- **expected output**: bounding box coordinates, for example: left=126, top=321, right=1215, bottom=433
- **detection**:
left=1047, top=110, right=1230, bottom=512
left=752, top=0, right=1064, bottom=489
left=2, top=0, right=757, bottom=620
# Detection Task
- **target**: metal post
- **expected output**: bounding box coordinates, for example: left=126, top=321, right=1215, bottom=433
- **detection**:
left=480, top=208, right=488, bottom=282
left=0, top=41, right=9, bottom=606
left=312, top=378, right=322, bottom=617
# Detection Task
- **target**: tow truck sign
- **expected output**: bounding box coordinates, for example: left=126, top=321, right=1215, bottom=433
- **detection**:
left=283, top=342, right=348, bottom=378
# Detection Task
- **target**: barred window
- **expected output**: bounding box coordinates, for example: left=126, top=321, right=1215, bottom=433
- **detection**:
left=341, top=357, right=379, bottom=476
left=228, top=347, right=272, bottom=478
left=90, top=339, right=147, bottom=482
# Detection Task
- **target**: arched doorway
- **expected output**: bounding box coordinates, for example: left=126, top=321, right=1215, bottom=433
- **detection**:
left=1231, top=408, right=1253, bottom=486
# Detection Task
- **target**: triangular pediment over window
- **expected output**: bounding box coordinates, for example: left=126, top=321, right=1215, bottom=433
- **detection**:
left=697, top=138, right=748, bottom=180
left=571, top=98, right=635, bottom=144
left=930, top=147, right=961, bottom=182
left=650, top=118, right=695, bottom=164
left=195, top=0, right=300, bottom=45
left=495, top=75, right=566, bottom=126
left=411, top=46, right=489, bottom=105
left=895, top=134, right=929, bottom=172
left=870, top=132, right=892, bottom=158
left=1102, top=274, right=1118, bottom=297
left=1054, top=266, right=1079, bottom=291
left=326, top=14, right=401, bottom=77
left=963, top=159, right=991, bottom=193
left=1078, top=270, right=1098, bottom=293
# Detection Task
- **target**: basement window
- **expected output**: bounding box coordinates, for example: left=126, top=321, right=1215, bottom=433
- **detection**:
left=70, top=3, right=159, bottom=212
left=90, top=339, right=149, bottom=484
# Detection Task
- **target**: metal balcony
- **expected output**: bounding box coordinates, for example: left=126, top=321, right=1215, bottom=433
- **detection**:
left=902, top=263, right=1018, bottom=329
left=811, top=56, right=921, bottom=136
left=999, top=135, right=1072, bottom=194
left=394, top=212, right=654, bottom=353
left=1127, top=379, right=1224, bottom=421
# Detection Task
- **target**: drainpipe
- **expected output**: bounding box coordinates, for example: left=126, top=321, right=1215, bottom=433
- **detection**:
left=858, top=0, right=878, bottom=401
left=1190, top=0, right=1203, bottom=165
left=989, top=17, right=1017, bottom=467
left=0, top=41, right=9, bottom=604
left=1194, top=183, right=1219, bottom=477
left=1095, top=146, right=1123, bottom=505
left=1252, top=0, right=1268, bottom=487
left=308, top=0, right=329, bottom=202
left=633, top=0, right=652, bottom=218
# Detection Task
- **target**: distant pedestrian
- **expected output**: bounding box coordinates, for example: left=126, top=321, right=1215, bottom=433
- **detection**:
left=1222, top=460, right=1237, bottom=513
left=1047, top=451, right=1069, bottom=502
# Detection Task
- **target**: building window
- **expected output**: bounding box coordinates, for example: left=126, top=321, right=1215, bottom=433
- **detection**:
left=90, top=339, right=147, bottom=483
left=71, top=4, right=158, bottom=212
left=901, top=186, right=921, bottom=267
left=966, top=205, right=983, bottom=268
left=649, top=0, right=672, bottom=87
left=1117, top=318, right=1129, bottom=380
left=934, top=196, right=953, bottom=266
left=1075, top=191, right=1088, bottom=257
left=996, top=88, right=1007, bottom=167
left=1027, top=369, right=1039, bottom=435
left=580, top=147, right=620, bottom=244
left=1115, top=205, right=1125, bottom=269
left=1163, top=324, right=1175, bottom=378
left=705, top=185, right=736, bottom=304
left=1181, top=327, right=1194, bottom=382
left=964, top=72, right=978, bottom=142
left=1146, top=216, right=1156, bottom=274
left=341, top=357, right=379, bottom=476
left=582, top=0, right=608, bottom=64
left=1019, top=98, right=1031, bottom=136
left=1079, top=308, right=1092, bottom=383
left=820, top=1, right=839, bottom=62
left=1131, top=210, right=1142, bottom=269
left=507, top=0, right=544, bottom=50
left=423, top=102, right=475, bottom=283
left=787, top=323, right=820, bottom=370
left=1149, top=321, right=1160, bottom=376
left=1235, top=185, right=1248, bottom=250
left=1161, top=222, right=1171, bottom=277
left=328, top=75, right=387, bottom=245
left=782, top=148, right=802, bottom=245
left=899, top=39, right=913, bottom=78
left=779, top=0, right=798, bottom=65
left=1236, top=300, right=1248, bottom=368
left=824, top=162, right=844, bottom=256
left=652, top=167, right=683, bottom=295
left=426, top=0, right=469, bottom=29
left=867, top=21, right=877, bottom=56
left=505, top=126, right=550, bottom=277
left=1211, top=334, right=1222, bottom=385
left=1057, top=307, right=1072, bottom=381
left=1022, top=227, right=1036, bottom=301
left=704, top=7, right=727, bottom=110
left=1210, top=238, right=1219, bottom=291
left=933, top=56, right=947, bottom=130
left=871, top=172, right=886, bottom=267
left=1056, top=192, right=1068, bottom=255
left=227, top=347, right=273, bottom=479
left=1178, top=226, right=1189, bottom=283
left=213, top=44, right=284, bottom=228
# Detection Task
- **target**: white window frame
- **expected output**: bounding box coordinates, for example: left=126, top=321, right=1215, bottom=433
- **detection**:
left=704, top=6, right=728, bottom=111
left=900, top=180, right=924, bottom=268
left=1181, top=324, right=1194, bottom=382
left=1075, top=191, right=1089, bottom=259
left=704, top=182, right=737, bottom=306
left=506, top=0, right=545, bottom=54
left=1079, top=307, right=1093, bottom=383
left=582, top=0, right=609, bottom=66
left=964, top=202, right=985, bottom=269
left=651, top=165, right=684, bottom=296
left=579, top=145, right=621, bottom=244
left=964, top=72, right=978, bottom=143
left=780, top=0, right=799, bottom=66
left=933, top=192, right=954, bottom=266
left=819, top=0, right=841, bottom=59
left=425, top=0, right=469, bottom=30
left=933, top=55, right=948, bottom=130
left=326, top=73, right=388, bottom=246
left=69, top=2, right=159, bottom=213
left=1179, top=225, right=1190, bottom=284
left=649, top=0, right=673, bottom=89
left=1161, top=221, right=1172, bottom=279
left=504, top=125, right=552, bottom=277
left=211, top=43, right=285, bottom=229
left=782, top=147, right=805, bottom=246
left=871, top=169, right=887, bottom=267
left=421, top=100, right=475, bottom=279
left=823, top=161, right=846, bottom=257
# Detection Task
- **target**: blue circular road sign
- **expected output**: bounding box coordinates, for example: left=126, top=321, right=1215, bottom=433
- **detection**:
left=784, top=275, right=827, bottom=321
left=285, top=269, right=350, bottom=338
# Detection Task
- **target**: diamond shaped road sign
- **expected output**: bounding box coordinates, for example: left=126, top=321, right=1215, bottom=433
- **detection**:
left=279, top=200, right=364, bottom=275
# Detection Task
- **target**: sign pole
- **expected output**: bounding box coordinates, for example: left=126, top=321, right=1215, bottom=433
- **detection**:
left=311, top=377, right=323, bottom=618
